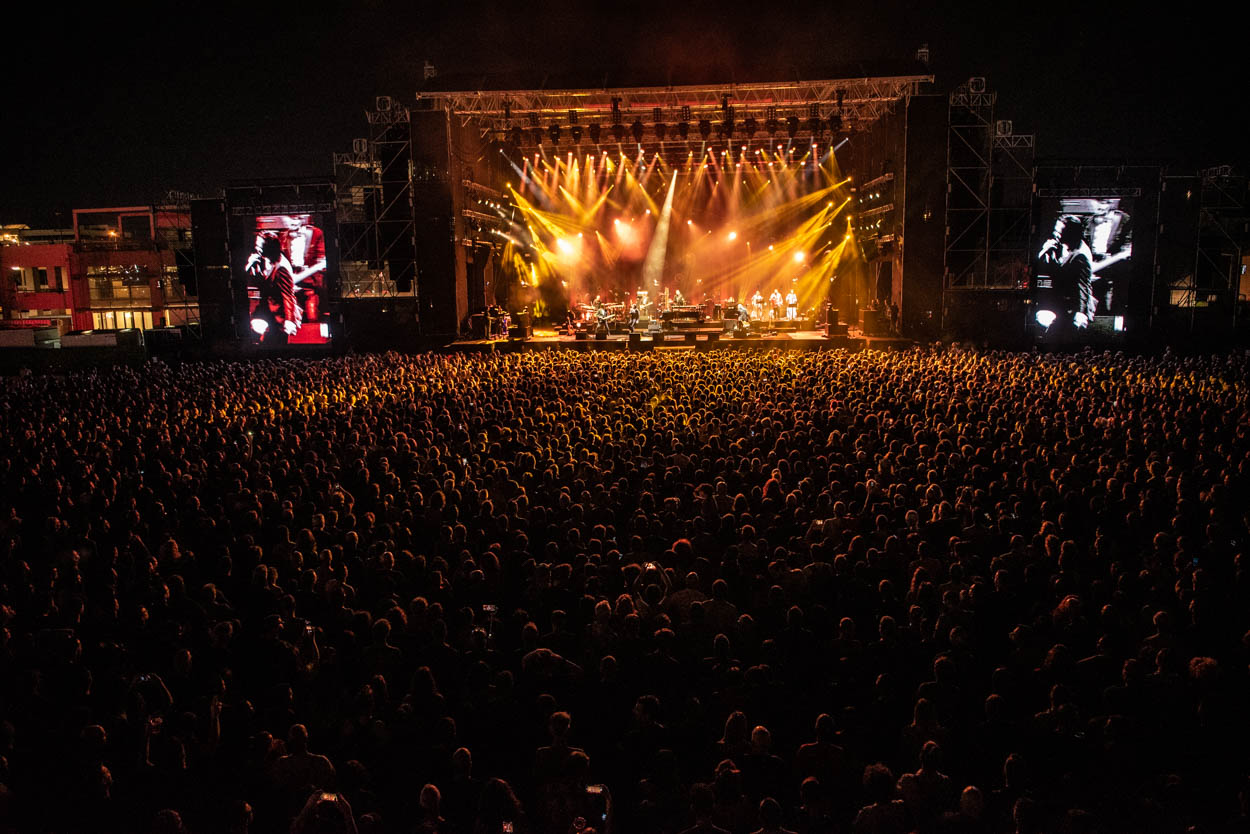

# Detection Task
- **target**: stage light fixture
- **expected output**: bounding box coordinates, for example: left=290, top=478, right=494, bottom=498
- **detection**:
left=570, top=124, right=583, bottom=143
left=828, top=113, right=842, bottom=132
left=631, top=119, right=644, bottom=142
left=531, top=127, right=544, bottom=145
left=743, top=117, right=758, bottom=137
left=654, top=122, right=668, bottom=141
left=677, top=121, right=690, bottom=140
left=510, top=126, right=524, bottom=146
left=612, top=123, right=626, bottom=142
left=698, top=120, right=712, bottom=140
left=549, top=123, right=562, bottom=143
left=588, top=123, right=601, bottom=143
left=786, top=116, right=800, bottom=138
left=807, top=116, right=823, bottom=135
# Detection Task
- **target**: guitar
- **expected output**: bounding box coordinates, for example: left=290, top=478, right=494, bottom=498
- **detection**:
left=1092, top=245, right=1131, bottom=274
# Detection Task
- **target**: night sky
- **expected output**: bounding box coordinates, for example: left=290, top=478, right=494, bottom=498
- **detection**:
left=4, top=0, right=1245, bottom=226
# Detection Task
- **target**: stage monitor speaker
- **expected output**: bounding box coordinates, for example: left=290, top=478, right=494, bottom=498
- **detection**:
left=575, top=331, right=590, bottom=341
left=707, top=332, right=720, bottom=343
left=860, top=308, right=889, bottom=335
left=595, top=330, right=608, bottom=341
left=628, top=332, right=641, bottom=346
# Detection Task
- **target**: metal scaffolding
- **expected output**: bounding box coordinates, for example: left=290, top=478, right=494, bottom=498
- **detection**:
left=944, top=80, right=993, bottom=290
left=333, top=102, right=418, bottom=299
left=416, top=75, right=932, bottom=140
left=988, top=128, right=1034, bottom=288
left=944, top=79, right=1034, bottom=292
left=1190, top=165, right=1248, bottom=328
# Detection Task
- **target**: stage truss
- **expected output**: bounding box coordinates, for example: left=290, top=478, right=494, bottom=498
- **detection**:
left=944, top=78, right=1035, bottom=292
left=416, top=76, right=931, bottom=143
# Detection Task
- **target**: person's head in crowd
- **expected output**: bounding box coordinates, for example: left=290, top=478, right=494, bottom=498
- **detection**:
left=863, top=764, right=897, bottom=805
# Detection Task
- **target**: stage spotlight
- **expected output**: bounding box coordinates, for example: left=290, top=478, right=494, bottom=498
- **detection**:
left=612, top=123, right=626, bottom=142
left=531, top=127, right=544, bottom=145
left=677, top=121, right=690, bottom=140
left=786, top=116, right=800, bottom=138
left=588, top=123, right=602, bottom=143
left=631, top=119, right=644, bottom=142
left=1035, top=309, right=1057, bottom=329
left=793, top=251, right=805, bottom=263
left=570, top=124, right=583, bottom=143
left=727, top=231, right=737, bottom=241
left=698, top=119, right=712, bottom=140
left=549, top=123, right=562, bottom=143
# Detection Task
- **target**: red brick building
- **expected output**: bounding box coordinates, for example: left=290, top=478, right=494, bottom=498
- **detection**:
left=0, top=206, right=198, bottom=333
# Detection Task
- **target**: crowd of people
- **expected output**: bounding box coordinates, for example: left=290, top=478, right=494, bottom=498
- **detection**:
left=1, top=346, right=1248, bottom=834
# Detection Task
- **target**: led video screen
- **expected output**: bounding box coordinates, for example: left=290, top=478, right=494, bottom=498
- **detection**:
left=231, top=212, right=335, bottom=346
left=1031, top=196, right=1134, bottom=336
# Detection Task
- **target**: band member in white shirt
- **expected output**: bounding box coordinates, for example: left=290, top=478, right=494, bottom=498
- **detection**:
left=785, top=288, right=799, bottom=321
left=769, top=289, right=783, bottom=321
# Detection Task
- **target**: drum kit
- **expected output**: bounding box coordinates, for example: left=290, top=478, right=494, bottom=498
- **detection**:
left=487, top=305, right=511, bottom=338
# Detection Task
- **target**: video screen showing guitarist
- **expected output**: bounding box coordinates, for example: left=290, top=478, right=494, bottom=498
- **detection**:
left=1084, top=198, right=1132, bottom=316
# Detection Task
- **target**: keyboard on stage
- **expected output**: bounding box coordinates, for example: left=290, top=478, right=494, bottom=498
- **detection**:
left=661, top=306, right=705, bottom=323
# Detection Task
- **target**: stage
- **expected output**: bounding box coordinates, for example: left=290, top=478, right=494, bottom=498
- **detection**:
left=450, top=326, right=913, bottom=353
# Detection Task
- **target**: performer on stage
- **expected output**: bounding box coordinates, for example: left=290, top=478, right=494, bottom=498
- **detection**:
left=246, top=232, right=300, bottom=344
left=785, top=288, right=799, bottom=321
left=628, top=302, right=640, bottom=333
left=487, top=304, right=510, bottom=338
left=673, top=288, right=686, bottom=307
left=280, top=214, right=326, bottom=323
left=769, top=288, right=782, bottom=321
left=751, top=290, right=764, bottom=320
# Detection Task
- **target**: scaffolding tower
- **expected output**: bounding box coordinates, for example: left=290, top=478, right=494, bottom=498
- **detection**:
left=944, top=79, right=993, bottom=290
left=1191, top=165, right=1248, bottom=330
left=333, top=99, right=418, bottom=299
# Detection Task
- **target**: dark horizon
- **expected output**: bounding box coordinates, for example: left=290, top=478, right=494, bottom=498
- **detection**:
left=4, top=0, right=1246, bottom=226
